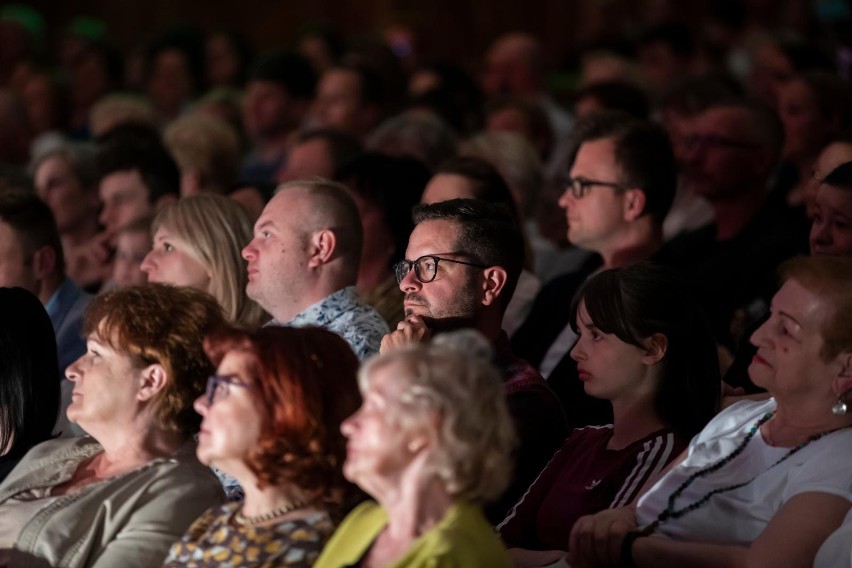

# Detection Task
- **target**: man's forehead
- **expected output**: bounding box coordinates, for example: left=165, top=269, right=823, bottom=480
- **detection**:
left=695, top=107, right=750, bottom=134
left=406, top=219, right=460, bottom=255
left=100, top=169, right=147, bottom=198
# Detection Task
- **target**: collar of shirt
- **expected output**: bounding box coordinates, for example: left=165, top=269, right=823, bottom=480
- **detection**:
left=271, top=286, right=360, bottom=329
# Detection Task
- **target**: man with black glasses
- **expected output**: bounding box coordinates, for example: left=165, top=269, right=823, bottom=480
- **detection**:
left=512, top=112, right=677, bottom=428
left=381, top=198, right=566, bottom=523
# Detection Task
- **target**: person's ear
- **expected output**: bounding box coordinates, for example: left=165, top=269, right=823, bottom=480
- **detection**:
left=832, top=352, right=852, bottom=398
left=641, top=333, right=668, bottom=365
left=32, top=245, right=56, bottom=280
left=307, top=229, right=336, bottom=268
left=137, top=364, right=168, bottom=402
left=481, top=266, right=508, bottom=307
left=622, top=188, right=647, bottom=222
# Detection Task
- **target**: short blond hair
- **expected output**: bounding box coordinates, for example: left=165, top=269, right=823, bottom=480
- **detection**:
left=151, top=195, right=266, bottom=327
left=164, top=113, right=241, bottom=193
left=358, top=331, right=516, bottom=504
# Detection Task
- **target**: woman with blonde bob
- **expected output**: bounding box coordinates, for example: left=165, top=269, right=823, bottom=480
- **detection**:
left=315, top=331, right=516, bottom=567
left=141, top=194, right=266, bottom=327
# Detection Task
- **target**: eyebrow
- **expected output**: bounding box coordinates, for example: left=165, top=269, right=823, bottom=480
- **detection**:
left=254, top=220, right=275, bottom=231
left=777, top=309, right=802, bottom=329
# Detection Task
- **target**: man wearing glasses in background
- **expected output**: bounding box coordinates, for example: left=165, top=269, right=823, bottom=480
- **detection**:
left=662, top=99, right=807, bottom=353
left=380, top=198, right=567, bottom=524
left=512, top=112, right=677, bottom=429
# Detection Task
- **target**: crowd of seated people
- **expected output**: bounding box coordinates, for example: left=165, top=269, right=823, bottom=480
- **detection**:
left=1, top=2, right=852, bottom=566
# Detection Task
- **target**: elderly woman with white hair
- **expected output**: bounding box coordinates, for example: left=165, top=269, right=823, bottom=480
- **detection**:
left=315, top=331, right=516, bottom=567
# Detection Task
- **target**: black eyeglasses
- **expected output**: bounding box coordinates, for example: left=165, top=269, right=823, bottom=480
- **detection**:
left=563, top=176, right=628, bottom=199
left=393, top=254, right=488, bottom=284
left=204, top=374, right=252, bottom=406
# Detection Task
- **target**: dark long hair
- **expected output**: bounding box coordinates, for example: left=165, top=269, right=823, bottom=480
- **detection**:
left=569, top=262, right=720, bottom=439
left=0, top=287, right=61, bottom=461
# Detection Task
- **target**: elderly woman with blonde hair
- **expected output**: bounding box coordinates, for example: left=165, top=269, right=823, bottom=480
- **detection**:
left=141, top=194, right=266, bottom=328
left=315, top=331, right=516, bottom=567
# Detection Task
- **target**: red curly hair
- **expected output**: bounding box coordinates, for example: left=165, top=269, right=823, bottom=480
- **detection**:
left=204, top=325, right=362, bottom=515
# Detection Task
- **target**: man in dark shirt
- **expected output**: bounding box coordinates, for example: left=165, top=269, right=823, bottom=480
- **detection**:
left=661, top=99, right=807, bottom=350
left=381, top=198, right=566, bottom=522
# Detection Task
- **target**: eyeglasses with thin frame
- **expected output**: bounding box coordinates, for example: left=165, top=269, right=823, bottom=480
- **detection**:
left=393, top=254, right=488, bottom=284
left=204, top=374, right=252, bottom=406
left=562, top=176, right=628, bottom=199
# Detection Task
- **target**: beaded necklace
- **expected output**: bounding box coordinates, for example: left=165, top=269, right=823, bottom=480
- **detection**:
left=233, top=499, right=308, bottom=526
left=640, top=411, right=843, bottom=535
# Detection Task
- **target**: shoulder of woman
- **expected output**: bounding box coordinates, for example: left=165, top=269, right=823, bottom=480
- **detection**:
left=695, top=398, right=776, bottom=440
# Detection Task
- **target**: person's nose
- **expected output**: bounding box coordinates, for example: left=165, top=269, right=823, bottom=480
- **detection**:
left=399, top=267, right=422, bottom=293
left=139, top=250, right=156, bottom=275
left=242, top=240, right=257, bottom=261
left=193, top=394, right=209, bottom=416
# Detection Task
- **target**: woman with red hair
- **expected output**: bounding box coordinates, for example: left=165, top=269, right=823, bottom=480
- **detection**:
left=163, top=326, right=362, bottom=568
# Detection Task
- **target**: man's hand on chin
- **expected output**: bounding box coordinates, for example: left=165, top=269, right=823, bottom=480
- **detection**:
left=379, top=314, right=433, bottom=353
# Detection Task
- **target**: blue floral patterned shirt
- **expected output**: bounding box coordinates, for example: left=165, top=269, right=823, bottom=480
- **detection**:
left=267, top=286, right=388, bottom=361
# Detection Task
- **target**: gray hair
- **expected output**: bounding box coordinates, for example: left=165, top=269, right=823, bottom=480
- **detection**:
left=358, top=330, right=517, bottom=504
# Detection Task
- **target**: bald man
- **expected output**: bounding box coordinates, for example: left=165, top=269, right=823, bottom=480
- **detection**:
left=242, top=179, right=389, bottom=359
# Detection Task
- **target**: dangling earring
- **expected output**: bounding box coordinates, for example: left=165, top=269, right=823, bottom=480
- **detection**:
left=832, top=398, right=848, bottom=416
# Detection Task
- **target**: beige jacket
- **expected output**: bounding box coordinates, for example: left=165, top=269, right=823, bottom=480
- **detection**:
left=0, top=437, right=225, bottom=568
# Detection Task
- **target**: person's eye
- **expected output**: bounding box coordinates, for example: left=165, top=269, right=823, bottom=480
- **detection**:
left=261, top=231, right=271, bottom=239
left=88, top=348, right=100, bottom=358
left=163, top=242, right=174, bottom=252
left=421, top=259, right=436, bottom=272
left=835, top=220, right=850, bottom=231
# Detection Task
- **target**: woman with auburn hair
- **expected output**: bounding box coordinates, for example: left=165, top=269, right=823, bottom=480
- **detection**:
left=0, top=284, right=226, bottom=568
left=163, top=325, right=362, bottom=568
left=315, top=331, right=516, bottom=567
left=571, top=256, right=852, bottom=568
left=141, top=194, right=266, bottom=328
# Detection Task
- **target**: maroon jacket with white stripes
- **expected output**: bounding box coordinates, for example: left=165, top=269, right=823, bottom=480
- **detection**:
left=497, top=425, right=684, bottom=551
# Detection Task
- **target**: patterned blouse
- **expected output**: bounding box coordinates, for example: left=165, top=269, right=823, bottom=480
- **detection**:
left=162, top=504, right=334, bottom=568
left=267, top=286, right=389, bottom=361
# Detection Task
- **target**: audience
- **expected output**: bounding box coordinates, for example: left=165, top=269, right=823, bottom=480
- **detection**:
left=0, top=287, right=61, bottom=481
left=570, top=256, right=852, bottom=568
left=164, top=326, right=362, bottom=567
left=500, top=263, right=720, bottom=566
left=315, top=331, right=515, bottom=567
left=242, top=179, right=389, bottom=359
left=1, top=9, right=851, bottom=564
left=0, top=285, right=226, bottom=568
left=142, top=194, right=266, bottom=328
